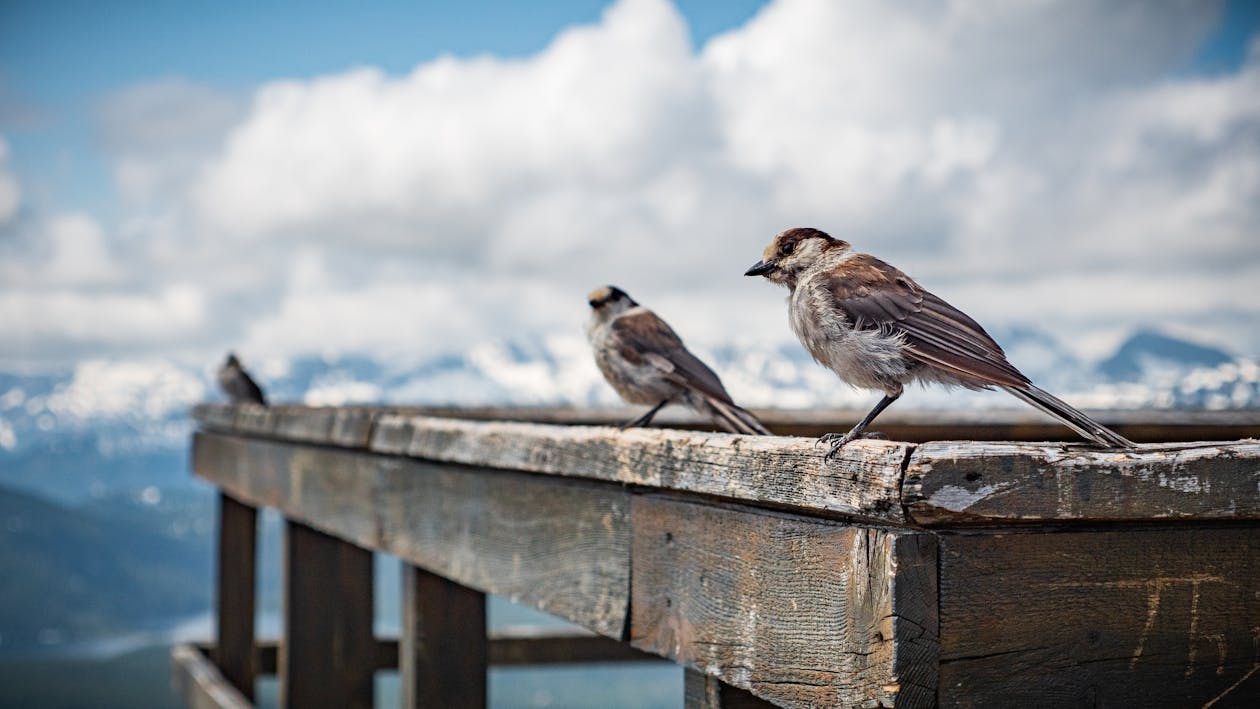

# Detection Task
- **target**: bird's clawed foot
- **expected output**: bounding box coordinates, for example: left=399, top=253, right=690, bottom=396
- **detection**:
left=816, top=429, right=885, bottom=460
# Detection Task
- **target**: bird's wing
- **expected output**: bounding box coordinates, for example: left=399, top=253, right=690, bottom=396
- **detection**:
left=610, top=310, right=736, bottom=404
left=825, top=254, right=1029, bottom=387
left=240, top=371, right=267, bottom=405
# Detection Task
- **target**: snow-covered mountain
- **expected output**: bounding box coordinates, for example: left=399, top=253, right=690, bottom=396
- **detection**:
left=1, top=327, right=1256, bottom=502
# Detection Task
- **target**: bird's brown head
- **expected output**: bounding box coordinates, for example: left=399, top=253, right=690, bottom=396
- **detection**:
left=744, top=228, right=848, bottom=286
left=587, top=286, right=637, bottom=320
left=224, top=352, right=240, bottom=368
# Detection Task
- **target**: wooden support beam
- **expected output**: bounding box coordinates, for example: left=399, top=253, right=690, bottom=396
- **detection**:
left=203, top=629, right=665, bottom=676
left=281, top=520, right=375, bottom=709
left=400, top=563, right=487, bottom=709
left=684, top=669, right=779, bottom=708
left=213, top=493, right=256, bottom=701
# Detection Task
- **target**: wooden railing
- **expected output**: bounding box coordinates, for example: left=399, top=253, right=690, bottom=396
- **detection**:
left=173, top=405, right=1260, bottom=708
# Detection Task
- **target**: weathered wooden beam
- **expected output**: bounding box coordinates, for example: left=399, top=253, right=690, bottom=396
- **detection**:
left=937, top=527, right=1260, bottom=707
left=194, top=432, right=631, bottom=638
left=904, top=440, right=1260, bottom=524
left=171, top=644, right=252, bottom=709
left=281, top=520, right=375, bottom=709
left=369, top=413, right=910, bottom=523
left=213, top=493, right=256, bottom=701
left=630, top=496, right=938, bottom=708
left=193, top=403, right=1260, bottom=445
left=375, top=452, right=631, bottom=638
left=684, top=668, right=779, bottom=708
left=400, top=564, right=487, bottom=708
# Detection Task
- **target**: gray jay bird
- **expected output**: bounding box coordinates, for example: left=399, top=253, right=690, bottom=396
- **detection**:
left=217, top=352, right=267, bottom=406
left=587, top=286, right=770, bottom=435
left=745, top=228, right=1135, bottom=456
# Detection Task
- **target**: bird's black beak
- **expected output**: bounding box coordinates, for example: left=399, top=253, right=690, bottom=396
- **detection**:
left=744, top=260, right=775, bottom=277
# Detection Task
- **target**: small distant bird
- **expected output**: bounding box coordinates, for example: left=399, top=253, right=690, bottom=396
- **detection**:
left=217, top=353, right=267, bottom=406
left=587, top=286, right=770, bottom=435
left=745, top=228, right=1136, bottom=456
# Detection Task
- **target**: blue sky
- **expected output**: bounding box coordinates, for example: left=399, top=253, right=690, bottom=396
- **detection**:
left=0, top=1, right=766, bottom=213
left=2, top=0, right=1255, bottom=216
left=0, top=0, right=1258, bottom=376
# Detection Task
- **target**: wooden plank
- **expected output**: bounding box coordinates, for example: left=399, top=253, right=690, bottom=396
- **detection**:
left=330, top=407, right=378, bottom=447
left=938, top=527, right=1260, bottom=708
left=194, top=432, right=380, bottom=549
left=906, top=441, right=1260, bottom=524
left=193, top=432, right=631, bottom=639
left=213, top=493, right=256, bottom=701
left=684, top=668, right=779, bottom=708
left=630, top=496, right=938, bottom=708
left=281, top=520, right=375, bottom=709
left=371, top=413, right=909, bottom=523
left=194, top=403, right=1260, bottom=444
left=376, top=458, right=631, bottom=638
left=171, top=644, right=252, bottom=709
left=400, top=564, right=487, bottom=708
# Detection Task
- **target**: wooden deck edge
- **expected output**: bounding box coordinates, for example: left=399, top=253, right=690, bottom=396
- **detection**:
left=170, top=644, right=252, bottom=709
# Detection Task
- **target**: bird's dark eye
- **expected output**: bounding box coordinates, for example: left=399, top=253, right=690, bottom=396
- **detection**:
left=781, top=242, right=794, bottom=255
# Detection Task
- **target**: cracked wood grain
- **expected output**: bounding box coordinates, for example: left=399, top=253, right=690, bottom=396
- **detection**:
left=938, top=528, right=1260, bottom=708
left=630, top=495, right=937, bottom=708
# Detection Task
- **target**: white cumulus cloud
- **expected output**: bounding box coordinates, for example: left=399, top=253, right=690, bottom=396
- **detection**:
left=2, top=0, right=1258, bottom=372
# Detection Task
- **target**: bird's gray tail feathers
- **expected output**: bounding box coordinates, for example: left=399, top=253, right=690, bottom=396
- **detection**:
left=1001, top=384, right=1135, bottom=448
left=703, top=396, right=773, bottom=436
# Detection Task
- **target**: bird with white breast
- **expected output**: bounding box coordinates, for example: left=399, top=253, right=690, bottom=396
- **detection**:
left=745, top=228, right=1135, bottom=458
left=587, top=286, right=770, bottom=435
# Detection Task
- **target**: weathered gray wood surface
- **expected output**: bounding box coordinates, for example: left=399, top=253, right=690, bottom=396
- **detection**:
left=194, top=402, right=1260, bottom=443
left=193, top=432, right=631, bottom=638
left=171, top=644, right=252, bottom=709
left=630, top=496, right=937, bottom=708
left=905, top=440, right=1260, bottom=524
left=371, top=413, right=909, bottom=523
left=193, top=404, right=1260, bottom=524
left=937, top=527, right=1260, bottom=708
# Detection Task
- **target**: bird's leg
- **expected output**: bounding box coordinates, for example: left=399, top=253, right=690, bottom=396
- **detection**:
left=622, top=399, right=670, bottom=429
left=819, top=392, right=901, bottom=460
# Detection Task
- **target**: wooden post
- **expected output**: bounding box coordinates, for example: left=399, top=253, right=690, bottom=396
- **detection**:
left=400, top=563, right=488, bottom=708
left=281, top=520, right=375, bottom=709
left=214, top=492, right=257, bottom=700
left=684, top=669, right=778, bottom=708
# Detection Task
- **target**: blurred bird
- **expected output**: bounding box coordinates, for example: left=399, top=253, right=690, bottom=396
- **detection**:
left=745, top=228, right=1136, bottom=457
left=217, top=353, right=267, bottom=406
left=587, top=286, right=770, bottom=435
